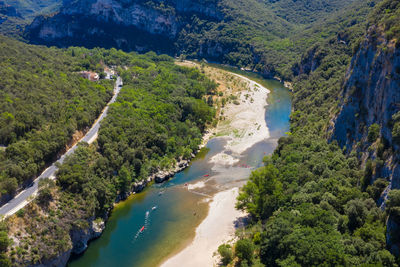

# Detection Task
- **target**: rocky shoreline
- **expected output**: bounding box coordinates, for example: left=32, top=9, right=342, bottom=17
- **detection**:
left=32, top=62, right=267, bottom=266
left=30, top=218, right=105, bottom=267
left=36, top=150, right=201, bottom=267
left=115, top=156, right=192, bottom=202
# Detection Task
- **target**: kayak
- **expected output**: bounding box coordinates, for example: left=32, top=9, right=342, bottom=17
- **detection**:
left=140, top=226, right=145, bottom=232
left=203, top=174, right=209, bottom=177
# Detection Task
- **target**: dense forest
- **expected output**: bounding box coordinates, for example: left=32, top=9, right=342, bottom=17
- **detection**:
left=218, top=0, right=400, bottom=266
left=2, top=0, right=378, bottom=81
left=2, top=47, right=216, bottom=266
left=23, top=0, right=367, bottom=80
left=177, top=0, right=369, bottom=79
left=0, top=0, right=60, bottom=37
left=0, top=36, right=116, bottom=199
left=1, top=0, right=400, bottom=266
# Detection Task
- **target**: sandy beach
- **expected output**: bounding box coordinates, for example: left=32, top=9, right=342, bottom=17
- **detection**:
left=161, top=188, right=245, bottom=267
left=210, top=72, right=270, bottom=167
left=187, top=181, right=206, bottom=190
left=161, top=63, right=271, bottom=267
left=226, top=73, right=270, bottom=154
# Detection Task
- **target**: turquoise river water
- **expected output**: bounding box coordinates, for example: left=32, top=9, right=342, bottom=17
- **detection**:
left=68, top=70, right=291, bottom=267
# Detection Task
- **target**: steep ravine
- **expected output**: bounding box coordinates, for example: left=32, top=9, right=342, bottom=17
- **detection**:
left=332, top=25, right=400, bottom=187
left=23, top=0, right=297, bottom=79
left=331, top=25, right=400, bottom=253
left=26, top=0, right=222, bottom=53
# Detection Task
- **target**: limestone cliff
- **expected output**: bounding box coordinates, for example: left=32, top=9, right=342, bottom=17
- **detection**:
left=21, top=158, right=190, bottom=266
left=0, top=1, right=20, bottom=17
left=23, top=218, right=104, bottom=267
left=291, top=46, right=324, bottom=76
left=26, top=0, right=222, bottom=53
left=332, top=25, right=400, bottom=182
left=331, top=24, right=400, bottom=253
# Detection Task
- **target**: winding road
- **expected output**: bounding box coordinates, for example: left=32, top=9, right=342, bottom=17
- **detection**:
left=0, top=76, right=123, bottom=218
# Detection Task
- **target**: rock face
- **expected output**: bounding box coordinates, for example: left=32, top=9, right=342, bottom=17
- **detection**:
left=126, top=159, right=190, bottom=195
left=28, top=218, right=105, bottom=267
left=26, top=0, right=222, bottom=53
left=154, top=159, right=190, bottom=182
left=0, top=1, right=20, bottom=17
left=387, top=216, right=400, bottom=256
left=35, top=157, right=192, bottom=267
left=29, top=249, right=72, bottom=267
left=331, top=25, right=400, bottom=253
left=70, top=218, right=105, bottom=254
left=291, top=45, right=325, bottom=76
left=332, top=25, right=400, bottom=181
left=113, top=158, right=190, bottom=203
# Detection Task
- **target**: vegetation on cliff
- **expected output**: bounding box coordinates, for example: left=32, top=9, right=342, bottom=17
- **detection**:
left=4, top=46, right=215, bottom=266
left=2, top=0, right=400, bottom=266
left=0, top=0, right=61, bottom=38
left=370, top=0, right=400, bottom=41
left=23, top=0, right=370, bottom=80
left=221, top=0, right=400, bottom=266
left=178, top=0, right=372, bottom=79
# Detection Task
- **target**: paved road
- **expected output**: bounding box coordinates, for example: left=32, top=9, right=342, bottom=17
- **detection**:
left=0, top=76, right=123, bottom=217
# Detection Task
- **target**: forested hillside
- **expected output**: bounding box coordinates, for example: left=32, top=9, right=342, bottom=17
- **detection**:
left=333, top=0, right=400, bottom=255
left=265, top=0, right=355, bottom=24
left=0, top=35, right=113, bottom=200
left=217, top=0, right=400, bottom=266
left=0, top=0, right=61, bottom=37
left=2, top=0, right=400, bottom=266
left=2, top=48, right=216, bottom=266
left=25, top=0, right=362, bottom=79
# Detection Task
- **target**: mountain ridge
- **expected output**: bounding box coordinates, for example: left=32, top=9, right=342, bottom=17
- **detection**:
left=25, top=0, right=360, bottom=79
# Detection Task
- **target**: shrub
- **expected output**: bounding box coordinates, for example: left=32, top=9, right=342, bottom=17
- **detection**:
left=37, top=187, right=53, bottom=206
left=235, top=239, right=254, bottom=263
left=218, top=244, right=233, bottom=265
left=367, top=178, right=389, bottom=201
left=368, top=123, right=380, bottom=143
left=16, top=209, right=25, bottom=218
left=387, top=190, right=400, bottom=221
left=362, top=160, right=374, bottom=190
left=392, top=122, right=400, bottom=145
left=0, top=231, right=10, bottom=251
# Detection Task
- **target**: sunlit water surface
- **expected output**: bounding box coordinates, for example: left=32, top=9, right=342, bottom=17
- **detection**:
left=68, top=71, right=291, bottom=267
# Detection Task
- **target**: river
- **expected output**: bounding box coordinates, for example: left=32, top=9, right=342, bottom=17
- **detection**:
left=68, top=68, right=291, bottom=267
